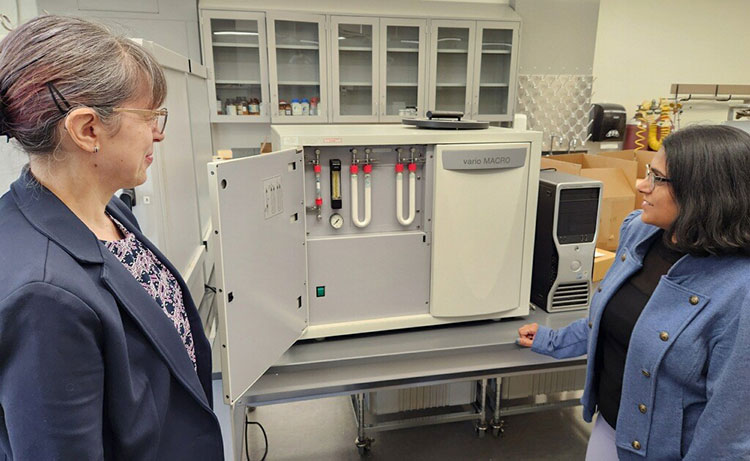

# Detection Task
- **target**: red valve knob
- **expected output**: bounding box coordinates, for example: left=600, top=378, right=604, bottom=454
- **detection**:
left=350, top=164, right=359, bottom=174
left=363, top=164, right=373, bottom=174
left=408, top=163, right=417, bottom=172
left=395, top=163, right=404, bottom=173
left=313, top=164, right=322, bottom=173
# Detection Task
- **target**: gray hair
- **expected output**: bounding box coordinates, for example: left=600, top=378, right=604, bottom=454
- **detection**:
left=0, top=15, right=167, bottom=156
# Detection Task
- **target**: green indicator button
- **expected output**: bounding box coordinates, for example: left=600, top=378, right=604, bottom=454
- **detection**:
left=316, top=286, right=326, bottom=297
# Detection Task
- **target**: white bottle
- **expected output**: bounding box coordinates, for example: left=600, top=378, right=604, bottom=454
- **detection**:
left=301, top=98, right=310, bottom=116
left=291, top=98, right=302, bottom=116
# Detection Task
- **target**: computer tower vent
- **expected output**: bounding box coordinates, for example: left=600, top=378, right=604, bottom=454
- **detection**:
left=551, top=282, right=590, bottom=309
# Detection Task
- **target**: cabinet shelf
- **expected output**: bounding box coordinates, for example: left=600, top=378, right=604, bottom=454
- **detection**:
left=481, top=49, right=511, bottom=54
left=339, top=46, right=372, bottom=52
left=276, top=44, right=319, bottom=50
left=278, top=81, right=320, bottom=86
left=216, top=80, right=261, bottom=85
left=387, top=83, right=418, bottom=87
left=387, top=48, right=419, bottom=53
left=339, top=82, right=372, bottom=87
left=479, top=83, right=509, bottom=88
left=211, top=115, right=269, bottom=124
left=213, top=43, right=260, bottom=49
left=437, top=49, right=469, bottom=54
left=436, top=83, right=467, bottom=88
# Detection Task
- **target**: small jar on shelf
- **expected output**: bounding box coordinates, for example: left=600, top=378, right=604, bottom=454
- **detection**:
left=291, top=98, right=302, bottom=116
left=249, top=98, right=260, bottom=115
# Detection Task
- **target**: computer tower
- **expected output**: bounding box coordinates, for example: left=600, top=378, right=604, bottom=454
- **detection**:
left=531, top=170, right=602, bottom=312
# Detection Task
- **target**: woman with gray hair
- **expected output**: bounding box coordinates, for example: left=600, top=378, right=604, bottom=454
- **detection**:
left=0, top=16, right=223, bottom=459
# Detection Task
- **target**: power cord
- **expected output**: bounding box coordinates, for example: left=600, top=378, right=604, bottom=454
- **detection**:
left=244, top=412, right=268, bottom=461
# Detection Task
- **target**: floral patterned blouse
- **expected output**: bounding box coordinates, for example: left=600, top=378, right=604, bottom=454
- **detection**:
left=103, top=216, right=197, bottom=371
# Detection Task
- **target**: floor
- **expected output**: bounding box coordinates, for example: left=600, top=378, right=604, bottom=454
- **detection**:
left=238, top=395, right=593, bottom=461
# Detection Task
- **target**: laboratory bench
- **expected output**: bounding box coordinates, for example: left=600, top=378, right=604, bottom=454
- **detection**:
left=218, top=306, right=587, bottom=459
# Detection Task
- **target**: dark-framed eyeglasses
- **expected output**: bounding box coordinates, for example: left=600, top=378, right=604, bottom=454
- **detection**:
left=645, top=163, right=672, bottom=192
left=113, top=107, right=168, bottom=134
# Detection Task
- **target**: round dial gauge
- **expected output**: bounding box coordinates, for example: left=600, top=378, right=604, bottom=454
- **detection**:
left=329, top=213, right=344, bottom=230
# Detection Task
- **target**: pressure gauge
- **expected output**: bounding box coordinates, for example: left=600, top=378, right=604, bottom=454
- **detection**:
left=329, top=213, right=344, bottom=230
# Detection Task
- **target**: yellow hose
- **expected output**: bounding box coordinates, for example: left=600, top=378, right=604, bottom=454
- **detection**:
left=634, top=121, right=647, bottom=152
left=648, top=101, right=673, bottom=151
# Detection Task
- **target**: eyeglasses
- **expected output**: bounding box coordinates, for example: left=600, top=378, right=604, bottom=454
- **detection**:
left=113, top=107, right=168, bottom=134
left=645, top=163, right=672, bottom=192
left=46, top=82, right=168, bottom=133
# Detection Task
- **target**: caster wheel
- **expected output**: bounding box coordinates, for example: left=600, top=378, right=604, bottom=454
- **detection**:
left=355, top=438, right=371, bottom=456
left=492, top=426, right=504, bottom=437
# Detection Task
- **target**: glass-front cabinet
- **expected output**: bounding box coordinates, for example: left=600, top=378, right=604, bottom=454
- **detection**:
left=379, top=18, right=427, bottom=122
left=471, top=21, right=519, bottom=121
left=267, top=13, right=328, bottom=123
left=202, top=11, right=270, bottom=123
left=330, top=17, right=379, bottom=122
left=428, top=20, right=476, bottom=117
left=428, top=20, right=518, bottom=122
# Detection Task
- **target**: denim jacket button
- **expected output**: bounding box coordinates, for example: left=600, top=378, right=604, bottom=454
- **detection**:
left=588, top=321, right=593, bottom=328
left=641, top=369, right=651, bottom=378
left=632, top=440, right=641, bottom=450
left=621, top=253, right=627, bottom=262
left=660, top=331, right=669, bottom=341
left=638, top=403, right=647, bottom=413
left=689, top=295, right=699, bottom=305
left=597, top=286, right=602, bottom=292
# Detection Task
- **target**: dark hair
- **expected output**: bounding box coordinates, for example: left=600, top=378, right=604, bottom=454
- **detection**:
left=663, top=124, right=750, bottom=256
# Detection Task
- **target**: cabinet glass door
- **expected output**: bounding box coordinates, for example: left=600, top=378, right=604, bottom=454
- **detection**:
left=380, top=19, right=426, bottom=122
left=268, top=14, right=328, bottom=123
left=473, top=22, right=519, bottom=121
left=429, top=21, right=475, bottom=116
left=331, top=17, right=378, bottom=122
left=203, top=13, right=270, bottom=123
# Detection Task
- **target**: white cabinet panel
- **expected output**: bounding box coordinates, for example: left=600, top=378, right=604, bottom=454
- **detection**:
left=472, top=21, right=520, bottom=121
left=428, top=20, right=476, bottom=117
left=379, top=18, right=427, bottom=122
left=202, top=11, right=270, bottom=123
left=268, top=13, right=329, bottom=123
left=331, top=16, right=379, bottom=122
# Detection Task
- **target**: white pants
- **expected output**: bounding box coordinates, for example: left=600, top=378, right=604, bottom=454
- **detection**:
left=585, top=414, right=618, bottom=461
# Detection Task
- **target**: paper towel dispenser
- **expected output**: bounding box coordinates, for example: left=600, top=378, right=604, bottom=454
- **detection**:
left=589, top=103, right=626, bottom=142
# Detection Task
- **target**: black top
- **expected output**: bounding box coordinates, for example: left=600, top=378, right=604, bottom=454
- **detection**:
left=595, top=233, right=684, bottom=428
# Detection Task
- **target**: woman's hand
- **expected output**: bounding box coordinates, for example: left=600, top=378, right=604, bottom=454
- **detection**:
left=517, top=323, right=539, bottom=347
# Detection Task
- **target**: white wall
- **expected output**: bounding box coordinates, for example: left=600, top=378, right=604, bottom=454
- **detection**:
left=36, top=0, right=201, bottom=63
left=512, top=0, right=599, bottom=75
left=592, top=0, right=750, bottom=125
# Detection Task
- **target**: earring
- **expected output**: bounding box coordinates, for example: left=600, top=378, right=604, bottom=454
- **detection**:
left=94, top=146, right=99, bottom=153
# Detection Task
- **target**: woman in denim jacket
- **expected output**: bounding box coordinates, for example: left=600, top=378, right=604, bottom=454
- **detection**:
left=518, top=125, right=750, bottom=460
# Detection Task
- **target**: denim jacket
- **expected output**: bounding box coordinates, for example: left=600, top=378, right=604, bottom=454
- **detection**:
left=531, top=210, right=750, bottom=460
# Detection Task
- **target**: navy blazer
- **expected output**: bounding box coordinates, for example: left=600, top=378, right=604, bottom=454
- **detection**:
left=0, top=169, right=223, bottom=460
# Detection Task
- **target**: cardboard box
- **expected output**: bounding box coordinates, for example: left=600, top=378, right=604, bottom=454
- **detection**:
left=598, top=150, right=655, bottom=208
left=261, top=141, right=273, bottom=154
left=593, top=248, right=616, bottom=282
left=540, top=153, right=638, bottom=250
